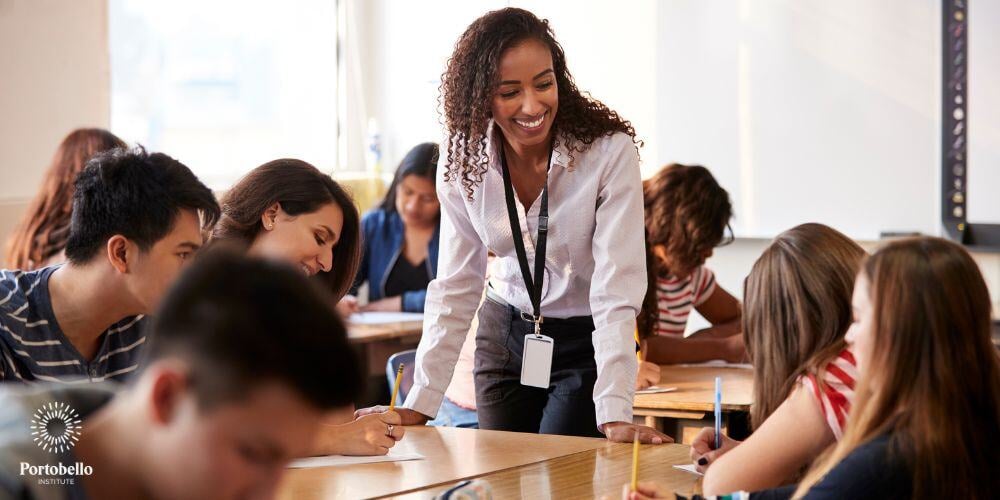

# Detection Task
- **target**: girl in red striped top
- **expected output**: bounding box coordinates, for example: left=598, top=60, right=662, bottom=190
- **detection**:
left=689, top=223, right=867, bottom=496
left=636, top=164, right=744, bottom=366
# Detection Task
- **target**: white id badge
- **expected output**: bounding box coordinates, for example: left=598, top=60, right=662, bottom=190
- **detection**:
left=521, top=334, right=554, bottom=388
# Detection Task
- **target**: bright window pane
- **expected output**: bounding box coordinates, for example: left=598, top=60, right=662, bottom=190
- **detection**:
left=109, top=0, right=338, bottom=190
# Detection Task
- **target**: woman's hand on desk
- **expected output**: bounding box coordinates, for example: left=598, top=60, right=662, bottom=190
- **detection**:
left=336, top=295, right=360, bottom=318
left=360, top=296, right=402, bottom=312
left=722, top=334, right=748, bottom=363
left=311, top=411, right=405, bottom=456
left=635, top=361, right=661, bottom=390
left=355, top=406, right=430, bottom=426
left=600, top=422, right=673, bottom=444
left=689, top=427, right=741, bottom=473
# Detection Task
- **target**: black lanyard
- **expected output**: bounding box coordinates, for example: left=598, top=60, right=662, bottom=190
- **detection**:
left=499, top=142, right=553, bottom=331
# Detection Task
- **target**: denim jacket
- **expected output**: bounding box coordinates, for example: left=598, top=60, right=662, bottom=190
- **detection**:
left=351, top=208, right=439, bottom=312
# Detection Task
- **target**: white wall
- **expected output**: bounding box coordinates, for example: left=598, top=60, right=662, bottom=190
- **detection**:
left=0, top=0, right=110, bottom=260
left=1, top=0, right=998, bottom=317
left=657, top=0, right=942, bottom=240
left=353, top=0, right=659, bottom=178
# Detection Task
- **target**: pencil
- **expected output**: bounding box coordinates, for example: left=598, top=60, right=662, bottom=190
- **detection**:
left=389, top=363, right=404, bottom=411
left=714, top=376, right=722, bottom=449
left=630, top=434, right=640, bottom=492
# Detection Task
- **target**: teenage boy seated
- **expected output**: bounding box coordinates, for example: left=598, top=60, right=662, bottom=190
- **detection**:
left=0, top=147, right=219, bottom=383
left=0, top=250, right=362, bottom=499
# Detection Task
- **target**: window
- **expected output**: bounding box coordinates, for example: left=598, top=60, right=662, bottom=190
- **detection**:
left=109, top=0, right=339, bottom=190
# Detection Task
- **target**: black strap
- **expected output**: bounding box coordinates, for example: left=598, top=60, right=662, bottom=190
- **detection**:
left=499, top=142, right=553, bottom=323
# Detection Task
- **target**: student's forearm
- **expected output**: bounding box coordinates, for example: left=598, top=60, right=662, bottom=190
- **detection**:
left=688, top=319, right=740, bottom=339
left=644, top=335, right=741, bottom=364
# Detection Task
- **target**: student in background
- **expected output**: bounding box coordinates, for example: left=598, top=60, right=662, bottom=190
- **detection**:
left=212, top=160, right=403, bottom=456
left=0, top=251, right=363, bottom=500
left=637, top=164, right=744, bottom=365
left=780, top=237, right=1000, bottom=499
left=341, top=142, right=441, bottom=314
left=690, top=224, right=866, bottom=495
left=5, top=128, right=126, bottom=270
left=0, top=147, right=219, bottom=383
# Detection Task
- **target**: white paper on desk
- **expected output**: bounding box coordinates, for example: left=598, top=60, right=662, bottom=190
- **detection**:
left=672, top=464, right=704, bottom=476
left=287, top=451, right=424, bottom=468
left=348, top=312, right=424, bottom=325
left=674, top=360, right=752, bottom=369
left=636, top=386, right=678, bottom=395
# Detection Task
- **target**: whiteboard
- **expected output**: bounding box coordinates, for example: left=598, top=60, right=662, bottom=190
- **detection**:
left=968, top=0, right=1000, bottom=224
left=373, top=1, right=1000, bottom=241
left=655, top=1, right=941, bottom=240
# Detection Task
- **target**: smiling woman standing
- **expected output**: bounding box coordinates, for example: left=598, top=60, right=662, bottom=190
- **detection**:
left=360, top=8, right=669, bottom=442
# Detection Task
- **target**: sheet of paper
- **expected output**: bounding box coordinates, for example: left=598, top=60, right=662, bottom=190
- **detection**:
left=288, top=451, right=425, bottom=468
left=635, top=386, right=678, bottom=395
left=349, top=312, right=424, bottom=325
left=674, top=360, right=753, bottom=370
left=672, top=463, right=704, bottom=476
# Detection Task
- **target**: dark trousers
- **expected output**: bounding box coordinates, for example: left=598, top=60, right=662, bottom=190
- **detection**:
left=473, top=294, right=602, bottom=437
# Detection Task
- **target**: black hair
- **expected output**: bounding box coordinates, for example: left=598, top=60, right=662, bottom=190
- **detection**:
left=144, top=247, right=362, bottom=410
left=378, top=142, right=439, bottom=213
left=64, top=146, right=220, bottom=263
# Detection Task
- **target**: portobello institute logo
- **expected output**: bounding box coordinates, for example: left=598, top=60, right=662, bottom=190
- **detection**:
left=30, top=402, right=82, bottom=454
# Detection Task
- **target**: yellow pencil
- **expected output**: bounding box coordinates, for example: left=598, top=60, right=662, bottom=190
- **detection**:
left=389, top=363, right=404, bottom=411
left=631, top=434, right=640, bottom=491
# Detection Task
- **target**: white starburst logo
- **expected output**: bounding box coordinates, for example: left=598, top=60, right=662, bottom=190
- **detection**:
left=30, top=402, right=83, bottom=454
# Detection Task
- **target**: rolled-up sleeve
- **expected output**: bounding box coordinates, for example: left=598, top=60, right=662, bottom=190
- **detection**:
left=403, top=150, right=488, bottom=418
left=588, top=135, right=646, bottom=427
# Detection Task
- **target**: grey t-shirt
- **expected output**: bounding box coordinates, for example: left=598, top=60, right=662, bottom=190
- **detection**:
left=0, top=384, right=115, bottom=500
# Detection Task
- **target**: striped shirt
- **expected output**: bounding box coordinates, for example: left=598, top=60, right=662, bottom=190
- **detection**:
left=801, top=348, right=858, bottom=440
left=0, top=266, right=147, bottom=384
left=653, top=266, right=717, bottom=336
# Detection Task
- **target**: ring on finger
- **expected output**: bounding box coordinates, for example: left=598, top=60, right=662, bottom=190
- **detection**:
left=386, top=424, right=394, bottom=436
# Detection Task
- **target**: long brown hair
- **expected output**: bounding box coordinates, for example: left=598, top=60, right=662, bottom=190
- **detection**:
left=439, top=7, right=640, bottom=199
left=637, top=164, right=733, bottom=340
left=5, top=128, right=126, bottom=269
left=743, top=223, right=866, bottom=429
left=211, top=160, right=362, bottom=300
left=796, top=237, right=1000, bottom=499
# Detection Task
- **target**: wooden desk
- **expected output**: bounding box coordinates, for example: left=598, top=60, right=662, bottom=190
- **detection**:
left=347, top=320, right=424, bottom=344
left=277, top=426, right=607, bottom=499
left=634, top=365, right=754, bottom=444
left=399, top=441, right=700, bottom=499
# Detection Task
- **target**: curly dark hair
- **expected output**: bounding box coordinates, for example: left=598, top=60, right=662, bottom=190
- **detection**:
left=439, top=7, right=641, bottom=199
left=637, top=164, right=733, bottom=340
